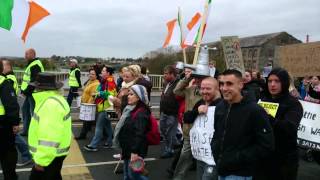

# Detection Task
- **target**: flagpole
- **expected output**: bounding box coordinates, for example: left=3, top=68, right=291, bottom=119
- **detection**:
left=192, top=0, right=210, bottom=65
left=178, top=7, right=187, bottom=64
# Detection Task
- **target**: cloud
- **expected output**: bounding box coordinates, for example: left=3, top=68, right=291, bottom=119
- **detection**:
left=0, top=0, right=319, bottom=58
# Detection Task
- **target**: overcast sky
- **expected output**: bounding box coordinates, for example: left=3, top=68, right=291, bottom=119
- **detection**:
left=0, top=0, right=319, bottom=58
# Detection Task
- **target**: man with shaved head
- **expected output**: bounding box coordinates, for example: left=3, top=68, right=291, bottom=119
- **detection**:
left=183, top=77, right=222, bottom=180
left=20, top=48, right=44, bottom=136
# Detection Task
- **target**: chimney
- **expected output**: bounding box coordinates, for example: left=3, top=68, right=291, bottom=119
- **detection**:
left=306, top=34, right=309, bottom=43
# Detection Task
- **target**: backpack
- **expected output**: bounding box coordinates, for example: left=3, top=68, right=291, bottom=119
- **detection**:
left=132, top=108, right=160, bottom=145
left=147, top=114, right=160, bottom=145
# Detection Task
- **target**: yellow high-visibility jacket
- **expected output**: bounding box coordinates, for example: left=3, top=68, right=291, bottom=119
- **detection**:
left=29, top=90, right=72, bottom=166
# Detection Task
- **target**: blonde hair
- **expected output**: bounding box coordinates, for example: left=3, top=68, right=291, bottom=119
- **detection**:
left=125, top=65, right=141, bottom=78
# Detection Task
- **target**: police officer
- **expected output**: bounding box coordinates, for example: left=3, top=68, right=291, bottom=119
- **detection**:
left=28, top=73, right=72, bottom=180
left=21, top=48, right=45, bottom=136
left=67, top=58, right=81, bottom=106
left=2, top=60, right=33, bottom=167
left=0, top=60, right=20, bottom=180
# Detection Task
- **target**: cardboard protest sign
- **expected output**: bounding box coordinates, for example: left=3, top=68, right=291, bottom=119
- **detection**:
left=297, top=100, right=320, bottom=150
left=258, top=100, right=279, bottom=118
left=190, top=106, right=215, bottom=165
left=278, top=42, right=320, bottom=77
left=262, top=65, right=272, bottom=78
left=221, top=36, right=245, bottom=74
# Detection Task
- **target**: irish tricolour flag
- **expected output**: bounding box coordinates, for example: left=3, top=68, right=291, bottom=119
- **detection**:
left=0, top=0, right=50, bottom=42
left=162, top=10, right=182, bottom=48
left=183, top=0, right=212, bottom=47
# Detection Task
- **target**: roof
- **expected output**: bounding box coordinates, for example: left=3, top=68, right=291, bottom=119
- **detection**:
left=239, top=32, right=283, bottom=47
left=204, top=32, right=291, bottom=48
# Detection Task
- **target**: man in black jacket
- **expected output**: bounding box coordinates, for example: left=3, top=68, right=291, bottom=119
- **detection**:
left=160, top=65, right=180, bottom=158
left=3, top=60, right=32, bottom=167
left=255, top=68, right=303, bottom=180
left=0, top=60, right=20, bottom=180
left=211, top=69, right=274, bottom=180
left=184, top=77, right=222, bottom=180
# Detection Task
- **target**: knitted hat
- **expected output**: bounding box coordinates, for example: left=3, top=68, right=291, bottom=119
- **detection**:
left=130, top=84, right=149, bottom=105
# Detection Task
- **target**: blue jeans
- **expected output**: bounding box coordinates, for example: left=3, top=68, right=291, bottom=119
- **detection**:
left=219, top=175, right=252, bottom=180
left=160, top=113, right=178, bottom=153
left=22, top=95, right=35, bottom=135
left=88, top=111, right=113, bottom=148
left=123, top=159, right=148, bottom=180
left=15, top=134, right=32, bottom=162
left=173, top=137, right=193, bottom=180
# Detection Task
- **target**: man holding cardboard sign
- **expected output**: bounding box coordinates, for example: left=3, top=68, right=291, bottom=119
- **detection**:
left=184, top=77, right=221, bottom=180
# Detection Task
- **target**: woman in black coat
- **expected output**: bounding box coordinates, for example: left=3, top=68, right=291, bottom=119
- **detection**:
left=118, top=85, right=150, bottom=180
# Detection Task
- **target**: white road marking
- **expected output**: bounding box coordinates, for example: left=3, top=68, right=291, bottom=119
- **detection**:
left=0, top=158, right=157, bottom=173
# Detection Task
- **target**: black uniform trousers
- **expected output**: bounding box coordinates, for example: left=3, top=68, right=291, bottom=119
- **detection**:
left=29, top=156, right=66, bottom=180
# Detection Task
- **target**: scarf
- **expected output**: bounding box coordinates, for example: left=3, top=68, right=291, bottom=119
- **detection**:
left=112, top=105, right=136, bottom=148
left=121, top=79, right=137, bottom=89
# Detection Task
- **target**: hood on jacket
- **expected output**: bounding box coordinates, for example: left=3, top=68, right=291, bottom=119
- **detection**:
left=265, top=67, right=290, bottom=98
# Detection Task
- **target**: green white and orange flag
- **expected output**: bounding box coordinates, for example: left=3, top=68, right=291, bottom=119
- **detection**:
left=182, top=12, right=202, bottom=48
left=0, top=0, right=50, bottom=42
left=183, top=0, right=212, bottom=47
left=162, top=11, right=182, bottom=48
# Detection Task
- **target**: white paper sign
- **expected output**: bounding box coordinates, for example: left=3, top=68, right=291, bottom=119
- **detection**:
left=297, top=100, right=320, bottom=150
left=190, top=106, right=216, bottom=165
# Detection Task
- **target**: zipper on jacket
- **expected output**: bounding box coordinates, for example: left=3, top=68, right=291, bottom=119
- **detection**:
left=218, top=104, right=231, bottom=160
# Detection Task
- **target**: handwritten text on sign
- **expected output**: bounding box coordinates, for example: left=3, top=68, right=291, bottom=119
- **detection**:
left=221, top=36, right=245, bottom=74
left=190, top=106, right=216, bottom=165
left=298, top=100, right=320, bottom=150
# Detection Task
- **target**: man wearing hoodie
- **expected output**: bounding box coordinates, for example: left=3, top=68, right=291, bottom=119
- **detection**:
left=211, top=69, right=274, bottom=180
left=255, top=68, right=303, bottom=180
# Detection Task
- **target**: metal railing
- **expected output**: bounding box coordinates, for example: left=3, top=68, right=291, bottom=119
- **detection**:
left=14, top=70, right=164, bottom=90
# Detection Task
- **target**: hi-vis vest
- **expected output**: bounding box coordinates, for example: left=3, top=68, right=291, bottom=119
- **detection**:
left=0, top=76, right=5, bottom=115
left=7, top=74, right=18, bottom=95
left=21, top=59, right=44, bottom=91
left=29, top=91, right=72, bottom=166
left=68, top=68, right=80, bottom=87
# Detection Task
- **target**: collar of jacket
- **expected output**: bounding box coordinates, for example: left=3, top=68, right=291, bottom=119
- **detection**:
left=27, top=58, right=39, bottom=65
left=4, top=71, right=14, bottom=76
left=32, top=90, right=60, bottom=107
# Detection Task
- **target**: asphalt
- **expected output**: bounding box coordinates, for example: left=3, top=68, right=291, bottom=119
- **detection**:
left=2, top=125, right=320, bottom=180
left=1, top=94, right=320, bottom=180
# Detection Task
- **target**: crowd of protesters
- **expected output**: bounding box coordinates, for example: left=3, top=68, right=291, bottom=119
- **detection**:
left=1, top=47, right=319, bottom=180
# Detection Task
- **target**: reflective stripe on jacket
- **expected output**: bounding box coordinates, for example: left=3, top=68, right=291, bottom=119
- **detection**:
left=29, top=90, right=72, bottom=166
left=0, top=76, right=5, bottom=115
left=7, top=74, right=18, bottom=95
